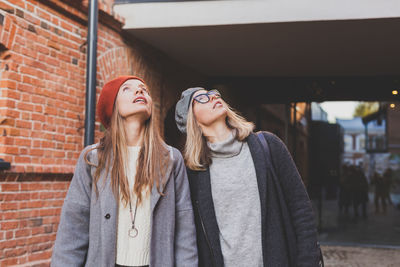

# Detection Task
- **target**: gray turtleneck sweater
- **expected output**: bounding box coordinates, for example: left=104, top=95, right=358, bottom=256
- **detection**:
left=208, top=131, right=263, bottom=267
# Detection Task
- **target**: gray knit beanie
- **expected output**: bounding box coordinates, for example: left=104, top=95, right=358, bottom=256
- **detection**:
left=175, top=87, right=204, bottom=133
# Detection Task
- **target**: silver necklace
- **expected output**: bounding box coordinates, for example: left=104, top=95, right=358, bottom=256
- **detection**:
left=128, top=197, right=138, bottom=238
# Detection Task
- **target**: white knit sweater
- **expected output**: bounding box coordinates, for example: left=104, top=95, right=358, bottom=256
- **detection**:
left=116, top=146, right=151, bottom=266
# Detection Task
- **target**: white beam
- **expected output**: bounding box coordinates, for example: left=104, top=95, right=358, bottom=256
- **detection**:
left=114, top=0, right=400, bottom=29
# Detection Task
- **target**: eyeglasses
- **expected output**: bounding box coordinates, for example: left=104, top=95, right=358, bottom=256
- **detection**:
left=193, top=89, right=221, bottom=104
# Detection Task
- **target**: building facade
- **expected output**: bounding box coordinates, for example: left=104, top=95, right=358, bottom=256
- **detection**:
left=337, top=117, right=386, bottom=166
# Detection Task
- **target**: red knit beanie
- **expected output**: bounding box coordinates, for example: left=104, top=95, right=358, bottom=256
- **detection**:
left=97, top=75, right=145, bottom=129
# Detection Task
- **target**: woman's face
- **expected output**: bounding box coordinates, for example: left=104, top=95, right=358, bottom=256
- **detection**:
left=192, top=89, right=227, bottom=127
left=116, top=79, right=152, bottom=122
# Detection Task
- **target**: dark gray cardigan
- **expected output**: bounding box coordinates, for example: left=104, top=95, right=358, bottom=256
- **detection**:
left=187, top=132, right=320, bottom=267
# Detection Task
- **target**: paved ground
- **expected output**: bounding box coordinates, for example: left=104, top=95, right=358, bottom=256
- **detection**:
left=321, top=245, right=400, bottom=267
left=312, top=193, right=400, bottom=246
left=311, top=191, right=400, bottom=266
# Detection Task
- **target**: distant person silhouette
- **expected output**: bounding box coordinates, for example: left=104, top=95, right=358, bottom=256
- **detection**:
left=352, top=165, right=369, bottom=219
left=371, top=171, right=387, bottom=213
left=338, top=165, right=352, bottom=217
left=383, top=168, right=393, bottom=206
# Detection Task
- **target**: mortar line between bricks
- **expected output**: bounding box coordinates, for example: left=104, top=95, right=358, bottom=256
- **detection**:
left=2, top=1, right=82, bottom=39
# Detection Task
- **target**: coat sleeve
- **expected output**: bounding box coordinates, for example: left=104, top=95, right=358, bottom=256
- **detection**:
left=172, top=148, right=199, bottom=267
left=265, top=133, right=320, bottom=267
left=51, top=146, right=93, bottom=267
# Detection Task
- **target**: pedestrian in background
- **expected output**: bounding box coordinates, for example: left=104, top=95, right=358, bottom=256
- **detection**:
left=175, top=87, right=322, bottom=267
left=352, top=166, right=369, bottom=219
left=383, top=168, right=393, bottom=206
left=51, top=76, right=197, bottom=267
left=339, top=164, right=352, bottom=217
left=372, top=171, right=387, bottom=213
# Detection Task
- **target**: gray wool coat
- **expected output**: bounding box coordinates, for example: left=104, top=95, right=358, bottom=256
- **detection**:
left=51, top=144, right=198, bottom=267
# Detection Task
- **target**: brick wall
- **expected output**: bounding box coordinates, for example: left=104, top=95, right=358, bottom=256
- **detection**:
left=0, top=0, right=94, bottom=174
left=1, top=174, right=69, bottom=266
left=0, top=0, right=203, bottom=265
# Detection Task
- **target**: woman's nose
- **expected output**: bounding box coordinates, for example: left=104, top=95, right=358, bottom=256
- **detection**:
left=135, top=88, right=144, bottom=95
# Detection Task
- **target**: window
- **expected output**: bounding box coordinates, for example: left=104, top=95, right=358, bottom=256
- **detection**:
left=356, top=135, right=365, bottom=151
left=359, top=136, right=365, bottom=150
left=344, top=135, right=353, bottom=152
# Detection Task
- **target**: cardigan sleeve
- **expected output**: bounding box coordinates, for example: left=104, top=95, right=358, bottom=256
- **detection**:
left=265, top=133, right=320, bottom=267
left=51, top=146, right=94, bottom=267
left=172, top=148, right=199, bottom=267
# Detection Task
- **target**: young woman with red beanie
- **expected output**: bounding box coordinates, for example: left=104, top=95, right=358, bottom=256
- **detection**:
left=51, top=76, right=198, bottom=267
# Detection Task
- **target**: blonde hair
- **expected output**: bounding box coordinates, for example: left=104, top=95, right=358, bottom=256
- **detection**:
left=184, top=100, right=254, bottom=170
left=85, top=94, right=170, bottom=206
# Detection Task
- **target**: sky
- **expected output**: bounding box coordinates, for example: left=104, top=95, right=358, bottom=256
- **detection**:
left=319, top=101, right=359, bottom=123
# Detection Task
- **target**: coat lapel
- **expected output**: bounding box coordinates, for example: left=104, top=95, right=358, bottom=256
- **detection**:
left=247, top=133, right=268, bottom=208
left=150, top=183, right=162, bottom=213
left=195, top=168, right=224, bottom=265
left=96, top=168, right=118, bottom=266
left=247, top=133, right=268, bottom=266
left=151, top=179, right=172, bottom=213
left=151, top=146, right=174, bottom=213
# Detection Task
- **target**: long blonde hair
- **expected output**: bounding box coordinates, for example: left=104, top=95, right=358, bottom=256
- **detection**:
left=85, top=95, right=170, bottom=206
left=184, top=100, right=254, bottom=170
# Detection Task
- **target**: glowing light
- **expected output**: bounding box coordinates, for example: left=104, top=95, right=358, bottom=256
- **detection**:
left=393, top=90, right=398, bottom=95
left=390, top=103, right=395, bottom=108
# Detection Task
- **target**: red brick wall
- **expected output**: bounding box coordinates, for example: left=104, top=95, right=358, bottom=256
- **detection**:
left=1, top=174, right=69, bottom=266
left=0, top=0, right=203, bottom=265
left=1, top=0, right=89, bottom=174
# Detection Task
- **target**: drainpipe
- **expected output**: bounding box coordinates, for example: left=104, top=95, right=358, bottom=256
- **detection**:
left=84, top=0, right=98, bottom=147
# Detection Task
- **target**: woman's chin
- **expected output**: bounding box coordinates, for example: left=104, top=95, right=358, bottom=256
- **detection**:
left=214, top=107, right=227, bottom=116
left=205, top=110, right=227, bottom=125
left=123, top=109, right=151, bottom=122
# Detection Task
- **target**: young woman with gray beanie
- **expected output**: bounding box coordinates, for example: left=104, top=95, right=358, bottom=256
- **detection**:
left=51, top=76, right=198, bottom=267
left=175, top=87, right=322, bottom=267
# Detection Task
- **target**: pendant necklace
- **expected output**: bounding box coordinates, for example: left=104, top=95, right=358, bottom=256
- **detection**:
left=128, top=197, right=138, bottom=238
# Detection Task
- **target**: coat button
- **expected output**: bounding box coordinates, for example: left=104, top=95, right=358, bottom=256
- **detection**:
left=105, top=213, right=111, bottom=219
